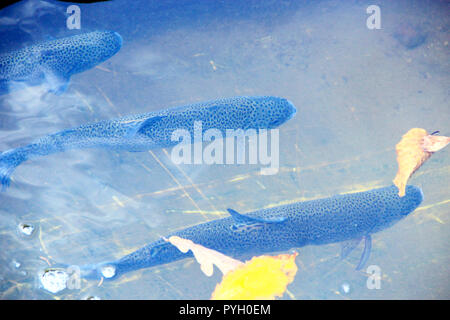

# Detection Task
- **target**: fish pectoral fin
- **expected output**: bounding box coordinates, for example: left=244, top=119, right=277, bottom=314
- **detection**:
left=42, top=69, right=70, bottom=95
left=340, top=235, right=372, bottom=270
left=124, top=116, right=166, bottom=138
left=355, top=235, right=372, bottom=271
left=226, top=208, right=287, bottom=224
left=340, top=237, right=363, bottom=259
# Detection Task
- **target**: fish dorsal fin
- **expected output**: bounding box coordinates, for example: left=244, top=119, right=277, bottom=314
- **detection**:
left=226, top=208, right=287, bottom=224
left=124, top=116, right=166, bottom=138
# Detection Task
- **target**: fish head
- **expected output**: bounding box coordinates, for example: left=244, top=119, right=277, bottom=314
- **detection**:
left=372, top=185, right=423, bottom=233
left=247, top=96, right=297, bottom=129
left=83, top=30, right=122, bottom=62
left=66, top=31, right=123, bottom=74
left=92, top=30, right=123, bottom=57
left=397, top=185, right=424, bottom=216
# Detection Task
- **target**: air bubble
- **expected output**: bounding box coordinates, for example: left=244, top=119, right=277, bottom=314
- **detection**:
left=18, top=222, right=35, bottom=236
left=12, top=259, right=21, bottom=269
left=100, top=265, right=116, bottom=279
left=340, top=282, right=351, bottom=294
left=40, top=268, right=69, bottom=294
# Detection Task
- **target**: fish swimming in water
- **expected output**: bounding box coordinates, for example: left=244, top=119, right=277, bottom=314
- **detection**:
left=0, top=96, right=296, bottom=190
left=0, top=30, right=122, bottom=95
left=79, top=185, right=423, bottom=280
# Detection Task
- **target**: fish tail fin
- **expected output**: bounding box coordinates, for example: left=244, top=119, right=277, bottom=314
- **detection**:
left=0, top=146, right=31, bottom=191
left=0, top=158, right=14, bottom=191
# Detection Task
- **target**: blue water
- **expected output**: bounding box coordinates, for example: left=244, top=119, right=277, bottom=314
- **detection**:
left=0, top=0, right=449, bottom=299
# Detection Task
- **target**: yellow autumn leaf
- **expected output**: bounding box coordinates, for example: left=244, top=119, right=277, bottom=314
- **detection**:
left=422, top=134, right=450, bottom=153
left=165, top=236, right=299, bottom=300
left=211, top=253, right=298, bottom=300
left=393, top=128, right=449, bottom=197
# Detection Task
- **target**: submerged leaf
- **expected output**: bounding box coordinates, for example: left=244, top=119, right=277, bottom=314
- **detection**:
left=211, top=253, right=298, bottom=300
left=393, top=128, right=449, bottom=196
left=164, top=236, right=243, bottom=276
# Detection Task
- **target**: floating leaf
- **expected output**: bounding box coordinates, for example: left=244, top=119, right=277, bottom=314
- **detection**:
left=211, top=253, right=298, bottom=300
left=393, top=128, right=449, bottom=196
left=164, top=236, right=243, bottom=276
left=422, top=134, right=450, bottom=153
left=165, top=236, right=298, bottom=300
